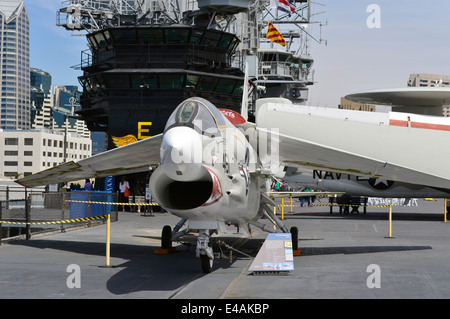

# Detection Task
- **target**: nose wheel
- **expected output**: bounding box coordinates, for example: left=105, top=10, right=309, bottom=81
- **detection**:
left=200, top=254, right=213, bottom=273
left=197, top=230, right=214, bottom=273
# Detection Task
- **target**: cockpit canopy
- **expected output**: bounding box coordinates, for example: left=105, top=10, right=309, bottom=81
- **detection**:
left=164, top=98, right=227, bottom=134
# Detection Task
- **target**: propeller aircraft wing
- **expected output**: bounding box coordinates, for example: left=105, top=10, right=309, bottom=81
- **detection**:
left=255, top=98, right=450, bottom=189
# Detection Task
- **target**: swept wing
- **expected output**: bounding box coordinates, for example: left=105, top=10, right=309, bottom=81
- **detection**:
left=17, top=134, right=162, bottom=187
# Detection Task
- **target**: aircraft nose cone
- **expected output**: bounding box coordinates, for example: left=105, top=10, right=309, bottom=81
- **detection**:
left=161, top=126, right=203, bottom=181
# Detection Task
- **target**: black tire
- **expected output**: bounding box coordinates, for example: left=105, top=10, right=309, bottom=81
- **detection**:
left=161, top=225, right=172, bottom=249
left=290, top=226, right=298, bottom=251
left=200, top=254, right=213, bottom=273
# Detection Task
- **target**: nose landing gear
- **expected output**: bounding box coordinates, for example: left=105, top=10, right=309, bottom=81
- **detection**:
left=197, top=229, right=214, bottom=273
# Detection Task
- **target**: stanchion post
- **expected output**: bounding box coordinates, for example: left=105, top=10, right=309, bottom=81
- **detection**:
left=385, top=205, right=395, bottom=239
left=290, top=196, right=293, bottom=213
left=389, top=205, right=392, bottom=237
left=273, top=205, right=276, bottom=230
left=100, top=212, right=116, bottom=268
left=25, top=197, right=31, bottom=240
left=281, top=198, right=284, bottom=220
left=106, top=213, right=111, bottom=267
left=445, top=198, right=448, bottom=223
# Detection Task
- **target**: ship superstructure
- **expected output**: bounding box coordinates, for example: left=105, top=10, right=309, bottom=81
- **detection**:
left=56, top=0, right=325, bottom=146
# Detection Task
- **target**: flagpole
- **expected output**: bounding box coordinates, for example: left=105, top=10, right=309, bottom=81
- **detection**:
left=272, top=1, right=278, bottom=49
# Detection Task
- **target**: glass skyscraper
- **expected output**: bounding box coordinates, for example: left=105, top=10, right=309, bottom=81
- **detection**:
left=30, top=67, right=53, bottom=129
left=0, top=0, right=30, bottom=130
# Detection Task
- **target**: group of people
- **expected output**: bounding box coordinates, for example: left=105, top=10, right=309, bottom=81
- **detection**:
left=299, top=186, right=316, bottom=207
left=271, top=179, right=316, bottom=206
left=118, top=175, right=150, bottom=212
left=69, top=179, right=94, bottom=191
left=271, top=180, right=291, bottom=192
left=68, top=175, right=147, bottom=212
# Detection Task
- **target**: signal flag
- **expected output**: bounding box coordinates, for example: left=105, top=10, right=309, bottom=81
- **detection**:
left=266, top=21, right=287, bottom=47
left=278, top=0, right=296, bottom=16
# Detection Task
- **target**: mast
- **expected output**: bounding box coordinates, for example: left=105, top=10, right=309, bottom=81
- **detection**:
left=238, top=0, right=326, bottom=106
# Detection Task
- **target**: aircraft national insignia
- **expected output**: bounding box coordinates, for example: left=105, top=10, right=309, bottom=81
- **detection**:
left=112, top=135, right=138, bottom=147
left=368, top=178, right=394, bottom=190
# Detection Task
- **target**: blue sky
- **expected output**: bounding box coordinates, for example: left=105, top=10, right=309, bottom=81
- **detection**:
left=23, top=0, right=86, bottom=89
left=22, top=0, right=450, bottom=108
left=307, top=0, right=450, bottom=107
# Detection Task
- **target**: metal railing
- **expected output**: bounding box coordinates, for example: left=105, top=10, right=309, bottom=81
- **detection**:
left=0, top=186, right=45, bottom=205
left=0, top=191, right=118, bottom=243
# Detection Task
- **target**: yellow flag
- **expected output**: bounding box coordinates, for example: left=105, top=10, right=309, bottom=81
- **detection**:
left=266, top=21, right=286, bottom=47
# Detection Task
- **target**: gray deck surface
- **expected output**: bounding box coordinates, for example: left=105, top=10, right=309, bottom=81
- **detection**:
left=0, top=198, right=449, bottom=304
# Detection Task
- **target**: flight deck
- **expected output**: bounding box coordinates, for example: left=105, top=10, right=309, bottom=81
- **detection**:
left=0, top=198, right=449, bottom=302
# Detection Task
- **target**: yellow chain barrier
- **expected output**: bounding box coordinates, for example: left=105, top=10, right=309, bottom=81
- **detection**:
left=276, top=203, right=390, bottom=208
left=0, top=200, right=160, bottom=226
left=0, top=201, right=390, bottom=226
left=64, top=200, right=160, bottom=206
left=0, top=215, right=107, bottom=226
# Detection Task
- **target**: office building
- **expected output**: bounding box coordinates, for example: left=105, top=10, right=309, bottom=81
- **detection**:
left=0, top=0, right=30, bottom=130
left=339, top=97, right=376, bottom=112
left=408, top=73, right=450, bottom=116
left=30, top=68, right=53, bottom=129
left=0, top=129, right=92, bottom=180
left=408, top=73, right=450, bottom=88
left=52, top=85, right=90, bottom=139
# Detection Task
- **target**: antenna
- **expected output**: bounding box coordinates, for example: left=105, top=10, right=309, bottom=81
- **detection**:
left=57, top=0, right=185, bottom=34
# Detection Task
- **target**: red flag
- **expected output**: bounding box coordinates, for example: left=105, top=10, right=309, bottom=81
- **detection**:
left=278, top=0, right=295, bottom=16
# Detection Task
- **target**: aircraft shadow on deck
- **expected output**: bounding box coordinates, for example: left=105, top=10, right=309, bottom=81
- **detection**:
left=286, top=212, right=445, bottom=222
left=9, top=236, right=259, bottom=295
left=300, top=245, right=432, bottom=256
left=9, top=235, right=432, bottom=295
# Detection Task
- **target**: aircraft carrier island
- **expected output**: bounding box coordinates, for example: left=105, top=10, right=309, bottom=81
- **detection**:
left=57, top=0, right=319, bottom=148
left=77, top=25, right=244, bottom=142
